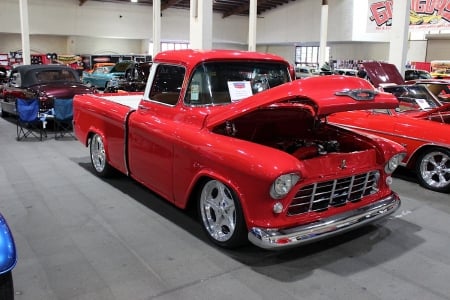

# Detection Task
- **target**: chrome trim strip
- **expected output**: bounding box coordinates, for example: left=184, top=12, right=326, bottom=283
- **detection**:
left=248, top=193, right=400, bottom=250
left=332, top=123, right=445, bottom=146
left=123, top=109, right=135, bottom=176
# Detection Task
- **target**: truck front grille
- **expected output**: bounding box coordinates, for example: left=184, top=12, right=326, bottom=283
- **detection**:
left=288, top=171, right=380, bottom=216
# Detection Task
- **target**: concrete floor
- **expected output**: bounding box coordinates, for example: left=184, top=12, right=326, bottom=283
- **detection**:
left=1, top=115, right=450, bottom=300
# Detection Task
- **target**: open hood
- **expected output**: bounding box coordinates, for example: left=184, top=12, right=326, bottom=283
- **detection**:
left=206, top=75, right=399, bottom=128
left=362, top=62, right=405, bottom=88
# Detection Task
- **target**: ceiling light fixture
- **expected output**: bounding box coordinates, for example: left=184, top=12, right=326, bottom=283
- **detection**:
left=131, top=0, right=138, bottom=2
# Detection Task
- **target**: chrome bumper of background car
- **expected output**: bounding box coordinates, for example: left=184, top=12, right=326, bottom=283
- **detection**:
left=248, top=193, right=400, bottom=250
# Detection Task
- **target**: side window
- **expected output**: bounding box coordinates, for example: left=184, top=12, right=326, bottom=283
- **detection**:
left=149, top=64, right=185, bottom=105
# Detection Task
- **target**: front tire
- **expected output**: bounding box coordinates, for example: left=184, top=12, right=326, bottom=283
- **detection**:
left=415, top=148, right=450, bottom=193
left=198, top=179, right=247, bottom=248
left=0, top=271, right=14, bottom=300
left=90, top=133, right=114, bottom=177
left=1, top=106, right=9, bottom=118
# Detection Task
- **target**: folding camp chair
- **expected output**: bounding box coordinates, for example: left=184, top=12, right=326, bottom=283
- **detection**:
left=53, top=98, right=75, bottom=139
left=16, top=98, right=45, bottom=141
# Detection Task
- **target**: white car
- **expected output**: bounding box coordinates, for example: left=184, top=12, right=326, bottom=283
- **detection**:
left=295, top=66, right=317, bottom=79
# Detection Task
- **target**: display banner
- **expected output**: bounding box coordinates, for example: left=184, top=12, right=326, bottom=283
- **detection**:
left=367, top=0, right=450, bottom=32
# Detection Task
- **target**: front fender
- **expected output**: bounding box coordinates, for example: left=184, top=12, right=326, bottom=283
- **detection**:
left=0, top=213, right=16, bottom=274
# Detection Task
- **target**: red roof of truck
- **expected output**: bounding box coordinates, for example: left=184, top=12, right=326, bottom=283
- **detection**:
left=153, top=49, right=289, bottom=68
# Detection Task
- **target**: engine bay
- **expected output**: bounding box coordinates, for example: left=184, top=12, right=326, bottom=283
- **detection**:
left=213, top=107, right=371, bottom=160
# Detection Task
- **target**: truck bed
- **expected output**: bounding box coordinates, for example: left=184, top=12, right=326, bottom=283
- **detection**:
left=101, top=94, right=143, bottom=109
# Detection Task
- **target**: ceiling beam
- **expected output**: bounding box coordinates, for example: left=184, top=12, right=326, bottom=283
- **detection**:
left=222, top=1, right=250, bottom=18
left=79, top=0, right=88, bottom=6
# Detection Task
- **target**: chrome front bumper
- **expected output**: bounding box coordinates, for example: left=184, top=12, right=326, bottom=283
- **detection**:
left=248, top=193, right=400, bottom=250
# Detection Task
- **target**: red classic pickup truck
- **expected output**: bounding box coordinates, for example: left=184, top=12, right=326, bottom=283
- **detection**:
left=73, top=49, right=405, bottom=250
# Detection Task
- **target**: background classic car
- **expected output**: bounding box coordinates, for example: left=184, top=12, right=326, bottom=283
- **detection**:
left=73, top=49, right=405, bottom=250
left=1, top=64, right=95, bottom=117
left=82, top=60, right=135, bottom=90
left=104, top=62, right=151, bottom=93
left=329, top=62, right=450, bottom=193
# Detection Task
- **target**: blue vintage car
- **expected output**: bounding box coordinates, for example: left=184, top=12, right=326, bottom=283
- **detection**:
left=0, top=212, right=16, bottom=299
left=82, top=60, right=135, bottom=90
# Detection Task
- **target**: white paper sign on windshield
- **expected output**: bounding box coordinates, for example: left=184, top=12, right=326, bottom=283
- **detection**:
left=415, top=98, right=431, bottom=110
left=227, top=81, right=253, bottom=102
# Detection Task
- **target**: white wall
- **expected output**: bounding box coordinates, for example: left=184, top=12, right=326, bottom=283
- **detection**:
left=256, top=0, right=322, bottom=44
left=0, top=0, right=249, bottom=54
left=0, top=0, right=430, bottom=63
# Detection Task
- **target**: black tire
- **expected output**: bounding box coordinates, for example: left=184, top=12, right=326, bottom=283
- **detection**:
left=1, top=107, right=9, bottom=118
left=415, top=148, right=450, bottom=193
left=90, top=133, right=114, bottom=177
left=197, top=179, right=248, bottom=248
left=0, top=271, right=14, bottom=300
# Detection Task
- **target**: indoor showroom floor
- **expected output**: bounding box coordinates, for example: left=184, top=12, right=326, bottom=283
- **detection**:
left=1, top=115, right=450, bottom=300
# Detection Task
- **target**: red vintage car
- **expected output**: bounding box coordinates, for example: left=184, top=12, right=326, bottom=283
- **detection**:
left=329, top=62, right=450, bottom=193
left=1, top=64, right=95, bottom=117
left=73, top=50, right=406, bottom=250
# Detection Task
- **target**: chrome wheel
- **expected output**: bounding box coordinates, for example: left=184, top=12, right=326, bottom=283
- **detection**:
left=417, top=149, right=450, bottom=192
left=199, top=180, right=237, bottom=243
left=90, top=134, right=112, bottom=177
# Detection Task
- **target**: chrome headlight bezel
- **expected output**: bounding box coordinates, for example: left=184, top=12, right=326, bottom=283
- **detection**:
left=270, top=173, right=300, bottom=199
left=385, top=152, right=406, bottom=174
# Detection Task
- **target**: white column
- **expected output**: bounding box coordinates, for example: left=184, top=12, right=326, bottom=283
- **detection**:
left=152, top=0, right=161, bottom=57
left=388, top=0, right=410, bottom=76
left=248, top=0, right=257, bottom=51
left=190, top=0, right=212, bottom=50
left=19, top=0, right=31, bottom=65
left=318, top=1, right=328, bottom=69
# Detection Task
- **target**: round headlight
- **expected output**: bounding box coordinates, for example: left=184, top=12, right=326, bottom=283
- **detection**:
left=270, top=173, right=300, bottom=199
left=385, top=153, right=406, bottom=174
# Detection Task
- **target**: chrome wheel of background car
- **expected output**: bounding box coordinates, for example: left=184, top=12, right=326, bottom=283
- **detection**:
left=416, top=149, right=450, bottom=193
left=198, top=179, right=247, bottom=248
left=90, top=134, right=114, bottom=177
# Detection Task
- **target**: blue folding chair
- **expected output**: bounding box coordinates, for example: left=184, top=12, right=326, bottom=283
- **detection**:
left=16, top=98, right=45, bottom=141
left=53, top=98, right=74, bottom=139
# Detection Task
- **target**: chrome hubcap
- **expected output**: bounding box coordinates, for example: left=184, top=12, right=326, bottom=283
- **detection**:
left=420, top=151, right=450, bottom=189
left=91, top=135, right=106, bottom=173
left=200, top=180, right=236, bottom=242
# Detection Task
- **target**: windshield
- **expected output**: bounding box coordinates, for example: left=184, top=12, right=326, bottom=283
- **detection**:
left=184, top=61, right=291, bottom=105
left=35, top=69, right=79, bottom=83
left=384, top=85, right=441, bottom=112
left=111, top=61, right=134, bottom=73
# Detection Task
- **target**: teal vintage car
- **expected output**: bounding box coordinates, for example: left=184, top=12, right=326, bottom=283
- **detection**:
left=82, top=60, right=135, bottom=90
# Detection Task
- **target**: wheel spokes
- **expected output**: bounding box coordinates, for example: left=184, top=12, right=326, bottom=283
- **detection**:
left=421, top=151, right=450, bottom=189
left=200, top=180, right=237, bottom=242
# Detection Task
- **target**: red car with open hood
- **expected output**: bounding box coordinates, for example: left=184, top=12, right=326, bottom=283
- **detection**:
left=329, top=61, right=450, bottom=193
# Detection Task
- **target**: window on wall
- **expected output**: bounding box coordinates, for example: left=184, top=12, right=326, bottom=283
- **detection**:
left=149, top=42, right=190, bottom=54
left=295, top=46, right=329, bottom=68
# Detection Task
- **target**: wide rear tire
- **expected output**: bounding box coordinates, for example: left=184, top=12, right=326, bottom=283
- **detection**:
left=90, top=133, right=114, bottom=177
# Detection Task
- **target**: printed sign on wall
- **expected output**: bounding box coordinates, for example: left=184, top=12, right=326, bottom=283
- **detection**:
left=367, top=0, right=450, bottom=32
